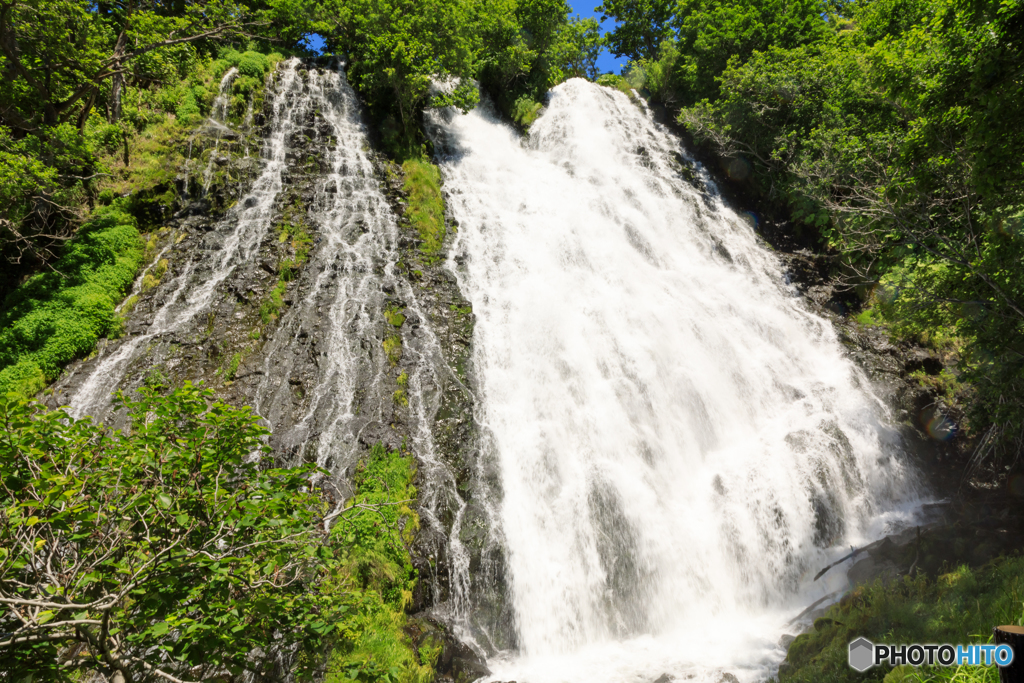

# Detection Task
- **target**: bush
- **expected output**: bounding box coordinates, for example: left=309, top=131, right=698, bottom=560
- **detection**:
left=175, top=88, right=202, bottom=122
left=238, top=50, right=270, bottom=78
left=510, top=95, right=543, bottom=128
left=323, top=443, right=434, bottom=683
left=0, top=205, right=143, bottom=396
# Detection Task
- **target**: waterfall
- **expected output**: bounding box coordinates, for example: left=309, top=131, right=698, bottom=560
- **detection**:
left=201, top=67, right=240, bottom=193
left=211, top=66, right=239, bottom=122
left=69, top=59, right=307, bottom=419
left=431, top=79, right=923, bottom=681
left=247, top=65, right=474, bottom=614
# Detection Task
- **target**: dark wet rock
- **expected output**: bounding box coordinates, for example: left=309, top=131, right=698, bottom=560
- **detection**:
left=407, top=617, right=489, bottom=683
left=653, top=674, right=675, bottom=683
left=358, top=421, right=403, bottom=452
left=905, top=348, right=943, bottom=376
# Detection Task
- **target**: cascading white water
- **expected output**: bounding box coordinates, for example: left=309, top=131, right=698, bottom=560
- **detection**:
left=70, top=60, right=307, bottom=419
left=435, top=80, right=923, bottom=682
left=211, top=67, right=239, bottom=122
left=201, top=67, right=240, bottom=193
left=248, top=66, right=474, bottom=610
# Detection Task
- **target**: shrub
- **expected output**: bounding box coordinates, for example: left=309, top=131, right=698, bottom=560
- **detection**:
left=175, top=89, right=202, bottom=122
left=0, top=384, right=345, bottom=681
left=323, top=443, right=433, bottom=683
left=238, top=50, right=270, bottom=78
left=511, top=95, right=543, bottom=128
left=0, top=205, right=143, bottom=396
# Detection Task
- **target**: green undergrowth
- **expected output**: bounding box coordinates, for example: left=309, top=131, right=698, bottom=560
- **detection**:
left=321, top=443, right=437, bottom=683
left=777, top=556, right=1024, bottom=683
left=0, top=205, right=143, bottom=396
left=596, top=74, right=638, bottom=103
left=89, top=46, right=281, bottom=231
left=510, top=95, right=544, bottom=129
left=401, top=160, right=446, bottom=264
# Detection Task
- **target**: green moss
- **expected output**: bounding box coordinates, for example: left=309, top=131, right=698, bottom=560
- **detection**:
left=383, top=335, right=403, bottom=366
left=393, top=389, right=408, bottom=407
left=396, top=371, right=408, bottom=387
left=401, top=160, right=446, bottom=264
left=0, top=206, right=144, bottom=396
left=385, top=306, right=406, bottom=328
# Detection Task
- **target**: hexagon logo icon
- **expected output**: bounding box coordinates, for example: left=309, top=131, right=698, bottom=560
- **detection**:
left=849, top=637, right=875, bottom=672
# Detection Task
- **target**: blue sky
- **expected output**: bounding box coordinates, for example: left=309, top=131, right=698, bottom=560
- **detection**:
left=566, top=0, right=624, bottom=74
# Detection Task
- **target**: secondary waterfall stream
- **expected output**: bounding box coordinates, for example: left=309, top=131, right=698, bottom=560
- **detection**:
left=69, top=60, right=306, bottom=419
left=432, top=79, right=923, bottom=682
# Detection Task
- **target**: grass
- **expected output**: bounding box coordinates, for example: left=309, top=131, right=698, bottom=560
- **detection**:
left=321, top=443, right=437, bottom=683
left=401, top=160, right=446, bottom=264
left=777, top=556, right=1024, bottom=683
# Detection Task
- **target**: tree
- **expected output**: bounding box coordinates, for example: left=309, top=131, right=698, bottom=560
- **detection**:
left=551, top=15, right=605, bottom=81
left=679, top=0, right=1024, bottom=460
left=595, top=0, right=674, bottom=62
left=0, top=383, right=348, bottom=682
left=671, top=0, right=831, bottom=104
left=0, top=0, right=296, bottom=283
left=315, top=0, right=476, bottom=158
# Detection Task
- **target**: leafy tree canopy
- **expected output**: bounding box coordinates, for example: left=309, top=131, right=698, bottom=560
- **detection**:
left=0, top=383, right=349, bottom=682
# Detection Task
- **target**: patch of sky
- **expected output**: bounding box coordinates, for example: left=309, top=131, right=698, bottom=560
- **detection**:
left=566, top=0, right=624, bottom=75
left=304, top=32, right=325, bottom=54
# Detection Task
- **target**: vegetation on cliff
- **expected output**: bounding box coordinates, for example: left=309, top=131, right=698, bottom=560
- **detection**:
left=776, top=556, right=1024, bottom=682
left=0, top=205, right=143, bottom=396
